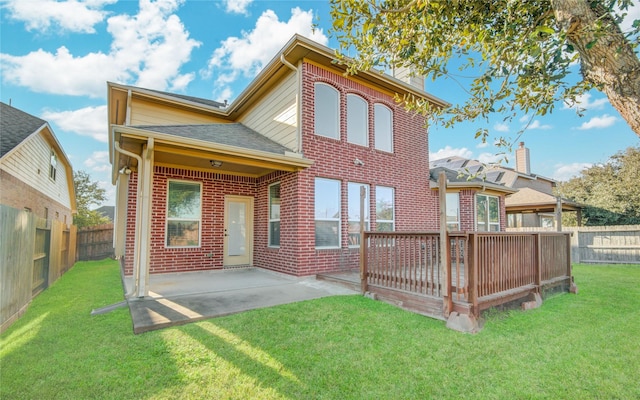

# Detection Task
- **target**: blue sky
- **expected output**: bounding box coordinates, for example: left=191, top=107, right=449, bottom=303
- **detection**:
left=1, top=0, right=638, bottom=207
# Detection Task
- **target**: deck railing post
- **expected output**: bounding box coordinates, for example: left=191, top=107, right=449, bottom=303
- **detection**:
left=535, top=233, right=542, bottom=293
left=360, top=186, right=367, bottom=294
left=468, top=233, right=478, bottom=317
left=438, top=172, right=451, bottom=316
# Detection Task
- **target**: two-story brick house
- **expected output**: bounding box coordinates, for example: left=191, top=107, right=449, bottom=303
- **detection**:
left=109, top=35, right=505, bottom=297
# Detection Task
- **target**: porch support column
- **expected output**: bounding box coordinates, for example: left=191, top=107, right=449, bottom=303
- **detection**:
left=136, top=138, right=154, bottom=298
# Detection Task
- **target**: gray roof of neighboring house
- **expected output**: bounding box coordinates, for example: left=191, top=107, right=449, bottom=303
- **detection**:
left=143, top=88, right=227, bottom=109
left=96, top=205, right=115, bottom=221
left=1, top=102, right=47, bottom=158
left=133, top=123, right=290, bottom=155
left=430, top=155, right=554, bottom=188
left=430, top=166, right=516, bottom=193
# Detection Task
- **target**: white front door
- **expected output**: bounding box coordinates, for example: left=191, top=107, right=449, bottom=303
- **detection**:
left=223, top=196, right=253, bottom=266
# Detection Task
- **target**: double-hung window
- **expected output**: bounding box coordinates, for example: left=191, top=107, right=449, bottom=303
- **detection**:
left=315, top=178, right=341, bottom=248
left=347, top=94, right=368, bottom=146
left=314, top=83, right=340, bottom=139
left=476, top=194, right=500, bottom=231
left=268, top=183, right=281, bottom=247
left=374, top=104, right=393, bottom=152
left=375, top=186, right=395, bottom=231
left=166, top=180, right=202, bottom=247
left=347, top=182, right=369, bottom=246
left=49, top=150, right=57, bottom=181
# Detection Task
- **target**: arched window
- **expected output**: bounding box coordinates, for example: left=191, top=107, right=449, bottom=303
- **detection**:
left=347, top=94, right=368, bottom=146
left=314, top=83, right=339, bottom=139
left=374, top=104, right=393, bottom=152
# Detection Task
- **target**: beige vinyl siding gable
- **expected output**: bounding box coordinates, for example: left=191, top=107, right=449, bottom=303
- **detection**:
left=129, top=99, right=228, bottom=126
left=238, top=71, right=298, bottom=151
left=0, top=131, right=72, bottom=209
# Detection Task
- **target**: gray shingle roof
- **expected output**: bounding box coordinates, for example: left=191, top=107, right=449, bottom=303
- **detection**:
left=430, top=166, right=483, bottom=184
left=143, top=88, right=226, bottom=109
left=1, top=102, right=47, bottom=158
left=133, top=123, right=290, bottom=155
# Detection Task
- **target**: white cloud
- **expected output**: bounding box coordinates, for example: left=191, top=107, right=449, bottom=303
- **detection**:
left=493, top=122, right=510, bottom=133
left=528, top=120, right=552, bottom=130
left=576, top=114, right=617, bottom=130
left=429, top=146, right=473, bottom=161
left=1, top=0, right=200, bottom=97
left=223, top=0, right=253, bottom=15
left=84, top=151, right=111, bottom=172
left=205, top=7, right=328, bottom=100
left=553, top=162, right=592, bottom=181
left=563, top=92, right=609, bottom=110
left=42, top=105, right=108, bottom=142
left=3, top=0, right=116, bottom=33
left=478, top=152, right=505, bottom=164
left=476, top=141, right=489, bottom=149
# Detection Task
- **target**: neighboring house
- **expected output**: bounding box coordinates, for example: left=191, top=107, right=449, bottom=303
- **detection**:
left=95, top=205, right=115, bottom=222
left=0, top=102, right=76, bottom=224
left=109, top=35, right=516, bottom=297
left=430, top=142, right=582, bottom=228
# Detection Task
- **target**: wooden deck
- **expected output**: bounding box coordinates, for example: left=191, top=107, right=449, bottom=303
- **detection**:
left=357, top=231, right=575, bottom=331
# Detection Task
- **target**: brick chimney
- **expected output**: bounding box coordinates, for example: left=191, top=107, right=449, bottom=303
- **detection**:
left=515, top=142, right=531, bottom=175
left=392, top=66, right=424, bottom=91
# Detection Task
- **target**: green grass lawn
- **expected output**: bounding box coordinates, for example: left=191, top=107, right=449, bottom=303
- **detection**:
left=1, top=260, right=639, bottom=399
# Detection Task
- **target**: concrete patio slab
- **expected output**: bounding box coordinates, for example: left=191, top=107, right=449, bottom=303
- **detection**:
left=124, top=268, right=358, bottom=334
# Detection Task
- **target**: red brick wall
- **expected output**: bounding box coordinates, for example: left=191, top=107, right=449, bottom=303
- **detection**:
left=0, top=169, right=72, bottom=225
left=291, top=62, right=435, bottom=274
left=124, top=166, right=257, bottom=275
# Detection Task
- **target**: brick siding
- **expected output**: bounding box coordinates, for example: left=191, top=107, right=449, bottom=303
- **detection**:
left=1, top=169, right=72, bottom=225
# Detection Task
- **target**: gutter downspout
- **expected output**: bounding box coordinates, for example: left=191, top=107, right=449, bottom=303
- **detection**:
left=114, top=141, right=143, bottom=298
left=280, top=54, right=302, bottom=153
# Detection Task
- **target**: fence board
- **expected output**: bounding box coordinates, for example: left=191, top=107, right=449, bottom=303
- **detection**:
left=76, top=224, right=114, bottom=261
left=1, top=206, right=36, bottom=331
left=507, top=225, right=640, bottom=264
left=1, top=205, right=76, bottom=333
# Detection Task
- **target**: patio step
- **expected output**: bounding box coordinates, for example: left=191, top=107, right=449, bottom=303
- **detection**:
left=316, top=271, right=361, bottom=292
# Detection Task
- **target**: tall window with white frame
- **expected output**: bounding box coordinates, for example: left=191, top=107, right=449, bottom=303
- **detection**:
left=347, top=94, right=368, bottom=146
left=166, top=180, right=202, bottom=247
left=314, top=83, right=339, bottom=139
left=49, top=150, right=57, bottom=181
left=446, top=193, right=460, bottom=231
left=374, top=104, right=393, bottom=152
left=375, top=186, right=394, bottom=231
left=348, top=182, right=369, bottom=247
left=315, top=178, right=341, bottom=248
left=476, top=194, right=500, bottom=231
left=268, top=183, right=281, bottom=247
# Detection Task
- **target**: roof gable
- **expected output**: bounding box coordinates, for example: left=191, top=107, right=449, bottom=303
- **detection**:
left=1, top=102, right=47, bottom=158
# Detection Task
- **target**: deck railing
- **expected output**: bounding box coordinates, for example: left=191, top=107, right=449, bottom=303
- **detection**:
left=364, top=232, right=442, bottom=297
left=362, top=231, right=573, bottom=319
